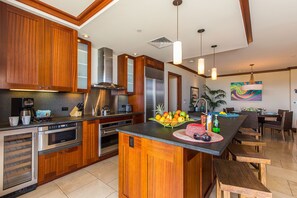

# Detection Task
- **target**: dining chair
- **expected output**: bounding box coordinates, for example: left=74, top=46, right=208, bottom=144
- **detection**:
left=276, top=109, right=289, bottom=122
left=263, top=111, right=293, bottom=141
left=226, top=107, right=235, bottom=113
left=238, top=111, right=261, bottom=139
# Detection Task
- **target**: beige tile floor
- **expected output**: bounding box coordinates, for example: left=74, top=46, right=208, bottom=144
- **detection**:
left=20, top=130, right=296, bottom=198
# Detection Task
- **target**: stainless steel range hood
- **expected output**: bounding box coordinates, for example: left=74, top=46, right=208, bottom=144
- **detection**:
left=92, top=47, right=125, bottom=90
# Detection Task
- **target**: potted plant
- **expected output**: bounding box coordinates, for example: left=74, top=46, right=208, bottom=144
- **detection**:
left=201, top=85, right=226, bottom=112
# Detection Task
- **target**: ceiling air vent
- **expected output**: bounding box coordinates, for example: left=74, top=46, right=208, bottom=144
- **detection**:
left=148, top=37, right=173, bottom=49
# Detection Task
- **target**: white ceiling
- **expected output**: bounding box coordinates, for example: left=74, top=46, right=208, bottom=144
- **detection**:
left=40, top=0, right=95, bottom=17
left=8, top=0, right=297, bottom=75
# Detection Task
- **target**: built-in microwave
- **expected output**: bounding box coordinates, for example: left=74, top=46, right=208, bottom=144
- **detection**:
left=38, top=122, right=82, bottom=154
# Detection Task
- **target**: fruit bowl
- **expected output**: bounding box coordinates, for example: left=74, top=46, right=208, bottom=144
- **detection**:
left=149, top=118, right=195, bottom=128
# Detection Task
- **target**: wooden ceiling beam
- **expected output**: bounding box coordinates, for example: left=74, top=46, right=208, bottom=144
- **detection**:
left=239, top=0, right=253, bottom=44
left=16, top=0, right=113, bottom=26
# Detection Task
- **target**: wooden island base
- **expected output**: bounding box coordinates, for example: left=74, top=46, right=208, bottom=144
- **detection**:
left=119, top=132, right=215, bottom=198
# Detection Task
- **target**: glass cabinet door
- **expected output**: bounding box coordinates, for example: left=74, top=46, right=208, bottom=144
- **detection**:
left=77, top=42, right=88, bottom=90
left=127, top=58, right=134, bottom=93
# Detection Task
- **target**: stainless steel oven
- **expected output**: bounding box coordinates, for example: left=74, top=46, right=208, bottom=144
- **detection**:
left=99, top=119, right=133, bottom=156
left=38, top=122, right=82, bottom=154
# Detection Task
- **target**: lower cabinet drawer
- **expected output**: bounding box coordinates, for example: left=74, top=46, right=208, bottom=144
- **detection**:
left=38, top=145, right=82, bottom=184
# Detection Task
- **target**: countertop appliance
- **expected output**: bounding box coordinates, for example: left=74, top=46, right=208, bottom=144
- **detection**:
left=125, top=104, right=132, bottom=113
left=99, top=119, right=133, bottom=156
left=11, top=98, right=36, bottom=121
left=144, top=67, right=164, bottom=121
left=38, top=122, right=82, bottom=154
left=0, top=127, right=38, bottom=197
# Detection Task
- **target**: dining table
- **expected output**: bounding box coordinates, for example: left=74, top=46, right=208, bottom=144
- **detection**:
left=231, top=111, right=279, bottom=134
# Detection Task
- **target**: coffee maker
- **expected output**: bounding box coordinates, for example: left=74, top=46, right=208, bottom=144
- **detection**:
left=11, top=98, right=36, bottom=121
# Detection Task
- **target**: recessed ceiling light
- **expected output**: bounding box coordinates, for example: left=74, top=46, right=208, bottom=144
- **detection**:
left=133, top=52, right=138, bottom=56
left=189, top=60, right=194, bottom=63
left=82, top=34, right=89, bottom=38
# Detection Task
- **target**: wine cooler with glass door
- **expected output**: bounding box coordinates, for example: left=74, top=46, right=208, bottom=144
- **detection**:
left=0, top=127, right=38, bottom=197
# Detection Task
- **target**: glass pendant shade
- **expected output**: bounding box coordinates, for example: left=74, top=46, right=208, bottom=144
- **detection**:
left=173, top=41, right=182, bottom=64
left=241, top=64, right=263, bottom=91
left=211, top=67, right=217, bottom=80
left=197, top=58, right=205, bottom=74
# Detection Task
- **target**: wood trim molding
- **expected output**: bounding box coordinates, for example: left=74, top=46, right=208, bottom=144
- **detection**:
left=168, top=62, right=297, bottom=78
left=168, top=62, right=207, bottom=78
left=168, top=72, right=182, bottom=111
left=205, top=66, right=297, bottom=78
left=16, top=0, right=113, bottom=26
left=239, top=0, right=253, bottom=44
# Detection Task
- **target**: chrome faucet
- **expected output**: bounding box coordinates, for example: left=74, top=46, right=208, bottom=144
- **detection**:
left=194, top=98, right=208, bottom=114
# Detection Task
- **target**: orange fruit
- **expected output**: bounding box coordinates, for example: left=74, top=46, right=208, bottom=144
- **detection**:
left=174, top=114, right=179, bottom=119
left=155, top=114, right=161, bottom=120
left=175, top=110, right=181, bottom=115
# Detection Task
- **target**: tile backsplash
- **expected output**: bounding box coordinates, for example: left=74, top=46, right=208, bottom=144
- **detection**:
left=0, top=90, right=84, bottom=122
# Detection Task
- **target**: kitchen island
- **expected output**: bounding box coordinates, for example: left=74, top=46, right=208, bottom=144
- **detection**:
left=117, top=115, right=246, bottom=198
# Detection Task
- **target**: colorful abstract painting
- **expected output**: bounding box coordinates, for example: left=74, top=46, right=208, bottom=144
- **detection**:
left=231, top=81, right=262, bottom=101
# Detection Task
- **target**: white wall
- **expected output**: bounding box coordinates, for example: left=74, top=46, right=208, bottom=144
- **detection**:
left=206, top=71, right=291, bottom=113
left=290, top=69, right=297, bottom=127
left=168, top=76, right=177, bottom=111
left=164, top=63, right=206, bottom=112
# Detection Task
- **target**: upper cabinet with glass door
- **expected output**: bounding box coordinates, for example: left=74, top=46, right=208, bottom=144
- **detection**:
left=77, top=38, right=91, bottom=92
left=118, top=54, right=135, bottom=95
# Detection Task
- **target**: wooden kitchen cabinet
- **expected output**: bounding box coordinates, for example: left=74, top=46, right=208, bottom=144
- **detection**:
left=119, top=133, right=142, bottom=198
left=0, top=2, right=44, bottom=90
left=82, top=120, right=99, bottom=166
left=0, top=2, right=77, bottom=92
left=38, top=151, right=63, bottom=184
left=119, top=132, right=215, bottom=198
left=38, top=145, right=82, bottom=184
left=143, top=55, right=164, bottom=71
left=44, top=20, right=77, bottom=92
left=60, top=145, right=83, bottom=173
left=119, top=133, right=184, bottom=198
left=118, top=54, right=135, bottom=95
left=77, top=38, right=91, bottom=93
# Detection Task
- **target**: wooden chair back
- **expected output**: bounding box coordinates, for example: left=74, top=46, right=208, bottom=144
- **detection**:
left=241, top=111, right=259, bottom=129
left=226, top=107, right=235, bottom=113
left=281, top=111, right=293, bottom=131
left=277, top=109, right=289, bottom=122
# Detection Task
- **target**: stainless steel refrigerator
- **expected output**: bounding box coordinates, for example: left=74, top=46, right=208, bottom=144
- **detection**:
left=144, top=67, right=164, bottom=121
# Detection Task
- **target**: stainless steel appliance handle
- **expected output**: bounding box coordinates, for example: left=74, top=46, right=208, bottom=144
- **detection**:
left=43, top=127, right=77, bottom=134
left=103, top=129, right=117, bottom=135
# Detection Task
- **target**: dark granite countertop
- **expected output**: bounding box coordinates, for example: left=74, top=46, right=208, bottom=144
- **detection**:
left=116, top=115, right=247, bottom=156
left=0, top=112, right=144, bottom=131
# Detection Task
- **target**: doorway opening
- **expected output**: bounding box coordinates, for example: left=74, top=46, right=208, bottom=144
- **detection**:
left=168, top=72, right=182, bottom=112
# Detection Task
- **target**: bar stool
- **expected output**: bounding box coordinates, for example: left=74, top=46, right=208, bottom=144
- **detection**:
left=228, top=143, right=271, bottom=186
left=234, top=133, right=266, bottom=153
left=214, top=159, right=272, bottom=198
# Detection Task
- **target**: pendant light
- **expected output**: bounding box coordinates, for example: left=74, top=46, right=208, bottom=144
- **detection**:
left=173, top=0, right=182, bottom=64
left=197, top=29, right=205, bottom=74
left=241, top=64, right=263, bottom=90
left=211, top=45, right=218, bottom=80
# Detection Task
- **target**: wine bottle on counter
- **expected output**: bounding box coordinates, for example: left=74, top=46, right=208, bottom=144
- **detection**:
left=212, top=114, right=220, bottom=133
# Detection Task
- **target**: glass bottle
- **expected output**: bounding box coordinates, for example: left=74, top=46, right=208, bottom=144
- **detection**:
left=212, top=115, right=220, bottom=133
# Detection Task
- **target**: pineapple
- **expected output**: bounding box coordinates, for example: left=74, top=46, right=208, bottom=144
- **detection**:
left=154, top=104, right=165, bottom=116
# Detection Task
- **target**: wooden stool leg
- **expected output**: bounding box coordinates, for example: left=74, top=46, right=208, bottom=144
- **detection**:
left=259, top=163, right=267, bottom=186
left=223, top=191, right=230, bottom=198
left=216, top=179, right=221, bottom=198
left=228, top=152, right=233, bottom=161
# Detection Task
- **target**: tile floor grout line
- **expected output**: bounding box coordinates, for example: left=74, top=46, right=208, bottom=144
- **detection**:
left=287, top=179, right=295, bottom=197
